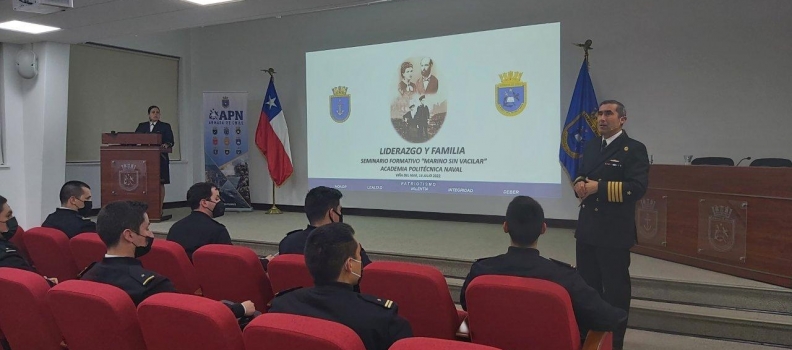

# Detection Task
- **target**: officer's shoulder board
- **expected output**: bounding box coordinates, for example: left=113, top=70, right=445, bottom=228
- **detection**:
left=285, top=229, right=303, bottom=236
left=129, top=267, right=159, bottom=286
left=549, top=258, right=576, bottom=270
left=358, top=293, right=396, bottom=309
left=275, top=286, right=302, bottom=297
left=78, top=262, right=97, bottom=278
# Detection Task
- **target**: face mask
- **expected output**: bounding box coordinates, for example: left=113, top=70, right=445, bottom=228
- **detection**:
left=211, top=200, right=225, bottom=218
left=331, top=209, right=343, bottom=223
left=1, top=217, right=18, bottom=240
left=78, top=200, right=93, bottom=217
left=133, top=233, right=154, bottom=258
left=349, top=257, right=362, bottom=284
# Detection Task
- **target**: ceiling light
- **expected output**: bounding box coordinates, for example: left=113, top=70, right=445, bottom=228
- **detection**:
left=0, top=20, right=60, bottom=34
left=182, top=0, right=243, bottom=5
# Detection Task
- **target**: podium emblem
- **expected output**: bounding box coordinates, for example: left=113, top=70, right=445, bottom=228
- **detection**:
left=708, top=205, right=736, bottom=252
left=636, top=199, right=658, bottom=239
left=118, top=163, right=140, bottom=192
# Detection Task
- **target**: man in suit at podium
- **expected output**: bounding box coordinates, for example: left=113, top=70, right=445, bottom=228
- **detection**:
left=573, top=100, right=649, bottom=349
left=135, top=105, right=174, bottom=215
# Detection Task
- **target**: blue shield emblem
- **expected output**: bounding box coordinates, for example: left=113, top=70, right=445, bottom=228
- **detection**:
left=496, top=71, right=528, bottom=117
left=235, top=138, right=242, bottom=146
left=222, top=96, right=230, bottom=108
left=329, top=86, right=351, bottom=123
left=236, top=149, right=242, bottom=155
left=225, top=149, right=230, bottom=155
left=212, top=127, right=218, bottom=135
left=223, top=127, right=230, bottom=135
left=213, top=149, right=218, bottom=155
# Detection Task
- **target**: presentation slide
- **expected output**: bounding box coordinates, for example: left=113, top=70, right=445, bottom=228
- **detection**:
left=307, top=23, right=561, bottom=197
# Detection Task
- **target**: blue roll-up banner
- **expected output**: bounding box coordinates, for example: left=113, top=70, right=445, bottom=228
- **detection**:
left=203, top=92, right=252, bottom=211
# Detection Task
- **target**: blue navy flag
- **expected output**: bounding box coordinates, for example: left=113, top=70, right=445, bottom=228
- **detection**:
left=559, top=58, right=599, bottom=182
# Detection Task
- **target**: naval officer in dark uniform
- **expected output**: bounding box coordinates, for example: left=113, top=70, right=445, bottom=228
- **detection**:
left=573, top=100, right=649, bottom=349
left=80, top=200, right=255, bottom=319
left=460, top=196, right=627, bottom=336
left=167, top=182, right=231, bottom=260
left=135, top=105, right=174, bottom=214
left=0, top=195, right=36, bottom=273
left=279, top=186, right=372, bottom=265
left=42, top=181, right=96, bottom=238
left=269, top=223, right=412, bottom=350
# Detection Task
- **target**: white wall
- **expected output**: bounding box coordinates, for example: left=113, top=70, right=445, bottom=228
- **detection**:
left=66, top=0, right=792, bottom=220
left=0, top=42, right=71, bottom=228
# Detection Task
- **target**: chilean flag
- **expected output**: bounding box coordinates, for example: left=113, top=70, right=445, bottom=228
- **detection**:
left=255, top=77, right=293, bottom=186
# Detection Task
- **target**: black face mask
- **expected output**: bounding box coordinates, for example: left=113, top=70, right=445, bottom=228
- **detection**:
left=133, top=233, right=154, bottom=258
left=78, top=200, right=93, bottom=217
left=1, top=217, right=18, bottom=240
left=330, top=209, right=343, bottom=223
left=211, top=200, right=225, bottom=218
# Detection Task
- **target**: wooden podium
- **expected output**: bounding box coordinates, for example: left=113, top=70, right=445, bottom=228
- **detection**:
left=632, top=164, right=792, bottom=287
left=100, top=133, right=170, bottom=222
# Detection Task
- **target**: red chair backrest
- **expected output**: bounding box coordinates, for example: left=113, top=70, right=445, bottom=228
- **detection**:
left=360, top=261, right=460, bottom=339
left=268, top=254, right=313, bottom=294
left=391, top=337, right=501, bottom=350
left=138, top=293, right=244, bottom=350
left=24, top=227, right=79, bottom=281
left=192, top=245, right=273, bottom=311
left=47, top=279, right=147, bottom=350
left=0, top=268, right=63, bottom=350
left=466, top=276, right=580, bottom=350
left=139, top=239, right=200, bottom=294
left=243, top=313, right=365, bottom=350
left=69, top=232, right=106, bottom=272
left=8, top=226, right=30, bottom=263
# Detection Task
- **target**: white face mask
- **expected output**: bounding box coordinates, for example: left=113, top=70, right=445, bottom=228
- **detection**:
left=349, top=257, right=362, bottom=279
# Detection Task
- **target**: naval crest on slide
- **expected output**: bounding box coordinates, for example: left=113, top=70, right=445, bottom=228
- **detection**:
left=496, top=71, right=527, bottom=117
left=330, top=86, right=351, bottom=123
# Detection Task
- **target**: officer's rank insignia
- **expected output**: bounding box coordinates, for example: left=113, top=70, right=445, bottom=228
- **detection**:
left=330, top=86, right=351, bottom=123
left=496, top=71, right=527, bottom=117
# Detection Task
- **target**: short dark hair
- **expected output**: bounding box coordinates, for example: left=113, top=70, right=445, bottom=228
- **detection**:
left=505, top=196, right=545, bottom=246
left=304, top=223, right=358, bottom=285
left=0, top=195, right=7, bottom=208
left=400, top=61, right=413, bottom=75
left=304, top=186, right=343, bottom=224
left=148, top=105, right=160, bottom=114
left=59, top=181, right=90, bottom=205
left=187, top=182, right=217, bottom=210
left=599, top=100, right=626, bottom=117
left=97, top=201, right=148, bottom=248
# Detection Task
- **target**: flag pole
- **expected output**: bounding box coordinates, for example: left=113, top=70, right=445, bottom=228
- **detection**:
left=261, top=68, right=283, bottom=215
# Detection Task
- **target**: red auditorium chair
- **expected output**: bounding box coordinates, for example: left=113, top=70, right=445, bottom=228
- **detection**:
left=9, top=226, right=31, bottom=263
left=243, top=313, right=365, bottom=350
left=193, top=244, right=273, bottom=312
left=69, top=232, right=106, bottom=272
left=466, top=276, right=612, bottom=350
left=47, top=280, right=147, bottom=350
left=138, top=293, right=244, bottom=350
left=268, top=254, right=313, bottom=294
left=24, top=227, right=79, bottom=282
left=390, top=337, right=501, bottom=350
left=0, top=268, right=63, bottom=350
left=360, top=261, right=466, bottom=340
left=139, top=239, right=201, bottom=295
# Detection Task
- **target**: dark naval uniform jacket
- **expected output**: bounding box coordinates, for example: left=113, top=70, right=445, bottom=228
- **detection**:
left=167, top=211, right=232, bottom=260
left=279, top=226, right=373, bottom=266
left=80, top=257, right=246, bottom=317
left=0, top=238, right=36, bottom=272
left=269, top=282, right=413, bottom=350
left=135, top=121, right=174, bottom=184
left=460, top=247, right=627, bottom=332
left=42, top=208, right=97, bottom=239
left=574, top=131, right=649, bottom=249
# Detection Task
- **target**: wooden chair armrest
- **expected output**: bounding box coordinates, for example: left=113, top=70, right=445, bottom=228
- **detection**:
left=582, top=330, right=612, bottom=350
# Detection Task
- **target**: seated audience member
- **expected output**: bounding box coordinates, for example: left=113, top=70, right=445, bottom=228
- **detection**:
left=459, top=196, right=627, bottom=334
left=0, top=195, right=36, bottom=272
left=279, top=186, right=371, bottom=265
left=42, top=181, right=96, bottom=238
left=269, top=223, right=412, bottom=350
left=167, top=182, right=232, bottom=260
left=81, top=200, right=255, bottom=321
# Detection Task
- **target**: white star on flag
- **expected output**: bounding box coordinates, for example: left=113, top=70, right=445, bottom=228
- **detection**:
left=266, top=96, right=277, bottom=109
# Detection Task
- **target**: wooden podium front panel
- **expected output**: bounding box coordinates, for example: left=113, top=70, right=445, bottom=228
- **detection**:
left=100, top=146, right=162, bottom=221
left=632, top=165, right=792, bottom=287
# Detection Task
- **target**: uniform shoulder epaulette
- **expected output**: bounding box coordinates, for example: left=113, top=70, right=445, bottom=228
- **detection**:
left=549, top=258, right=576, bottom=269
left=285, top=229, right=302, bottom=236
left=129, top=267, right=159, bottom=286
left=275, top=286, right=302, bottom=297
left=358, top=293, right=396, bottom=309
left=77, top=261, right=97, bottom=278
